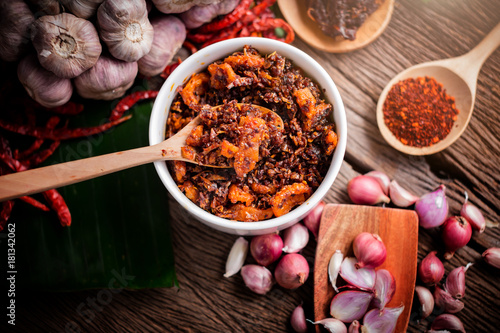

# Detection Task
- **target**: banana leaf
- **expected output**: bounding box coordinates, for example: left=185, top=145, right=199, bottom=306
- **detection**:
left=2, top=85, right=177, bottom=291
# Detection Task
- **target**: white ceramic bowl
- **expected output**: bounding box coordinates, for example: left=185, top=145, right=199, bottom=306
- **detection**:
left=149, top=37, right=347, bottom=235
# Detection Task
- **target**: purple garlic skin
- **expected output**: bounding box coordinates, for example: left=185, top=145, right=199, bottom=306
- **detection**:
left=60, top=0, right=104, bottom=19
left=27, top=0, right=62, bottom=15
left=152, top=0, right=223, bottom=14
left=138, top=15, right=186, bottom=77
left=31, top=13, right=102, bottom=78
left=0, top=0, right=35, bottom=62
left=98, top=0, right=154, bottom=62
left=17, top=54, right=73, bottom=108
left=74, top=55, right=138, bottom=100
left=179, top=0, right=239, bottom=29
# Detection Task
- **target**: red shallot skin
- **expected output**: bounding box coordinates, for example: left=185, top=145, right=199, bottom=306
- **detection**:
left=415, top=184, right=449, bottom=229
left=303, top=200, right=325, bottom=239
left=347, top=175, right=390, bottom=205
left=274, top=253, right=309, bottom=289
left=353, top=232, right=387, bottom=269
left=442, top=216, right=472, bottom=260
left=445, top=263, right=472, bottom=299
left=250, top=233, right=283, bottom=266
left=418, top=251, right=444, bottom=285
left=482, top=247, right=500, bottom=269
left=433, top=286, right=464, bottom=314
left=460, top=191, right=486, bottom=233
left=290, top=303, right=308, bottom=333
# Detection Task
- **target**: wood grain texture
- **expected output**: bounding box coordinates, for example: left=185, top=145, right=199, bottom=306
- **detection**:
left=314, top=204, right=418, bottom=332
left=8, top=0, right=500, bottom=332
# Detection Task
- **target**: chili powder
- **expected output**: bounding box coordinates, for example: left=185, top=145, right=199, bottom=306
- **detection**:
left=383, top=76, right=459, bottom=147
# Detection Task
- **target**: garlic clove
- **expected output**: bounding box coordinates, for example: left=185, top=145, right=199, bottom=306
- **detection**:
left=290, top=303, right=308, bottom=333
left=444, top=263, right=472, bottom=299
left=372, top=269, right=396, bottom=310
left=414, top=286, right=434, bottom=320
left=347, top=175, right=390, bottom=205
left=97, top=0, right=154, bottom=62
left=308, top=318, right=347, bottom=333
left=418, top=251, right=445, bottom=286
left=330, top=290, right=373, bottom=323
left=282, top=222, right=309, bottom=254
left=430, top=314, right=465, bottom=333
left=17, top=54, right=73, bottom=108
left=0, top=0, right=35, bottom=62
left=364, top=171, right=391, bottom=195
left=460, top=191, right=486, bottom=233
left=74, top=54, right=138, bottom=100
left=223, top=237, right=248, bottom=278
left=138, top=15, right=186, bottom=77
left=362, top=305, right=404, bottom=333
left=482, top=247, right=500, bottom=269
left=31, top=13, right=102, bottom=78
left=389, top=180, right=419, bottom=207
left=240, top=264, right=274, bottom=295
left=433, top=286, right=464, bottom=314
left=339, top=257, right=376, bottom=290
left=328, top=250, right=343, bottom=292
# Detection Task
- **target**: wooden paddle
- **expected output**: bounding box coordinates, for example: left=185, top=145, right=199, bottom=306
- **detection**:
left=314, top=204, right=419, bottom=332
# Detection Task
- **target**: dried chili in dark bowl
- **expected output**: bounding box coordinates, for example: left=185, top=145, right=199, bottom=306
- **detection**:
left=149, top=37, right=347, bottom=235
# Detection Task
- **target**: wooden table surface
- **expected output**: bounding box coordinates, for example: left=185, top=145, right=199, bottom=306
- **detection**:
left=13, top=0, right=500, bottom=332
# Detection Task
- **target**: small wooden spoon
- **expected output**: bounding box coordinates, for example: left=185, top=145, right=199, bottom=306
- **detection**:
left=0, top=104, right=282, bottom=201
left=277, top=0, right=394, bottom=53
left=314, top=204, right=419, bottom=332
left=377, top=22, right=500, bottom=155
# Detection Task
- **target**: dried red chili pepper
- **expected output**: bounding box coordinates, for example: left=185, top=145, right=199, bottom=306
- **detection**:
left=0, top=114, right=132, bottom=141
left=19, top=196, right=50, bottom=211
left=109, top=90, right=158, bottom=121
left=382, top=76, right=460, bottom=147
left=195, top=0, right=253, bottom=33
left=161, top=57, right=182, bottom=79
left=251, top=0, right=276, bottom=15
left=47, top=101, right=84, bottom=116
left=22, top=140, right=61, bottom=168
left=0, top=200, right=14, bottom=231
left=15, top=116, right=60, bottom=160
left=182, top=40, right=198, bottom=55
left=43, top=189, right=71, bottom=227
left=249, top=18, right=295, bottom=43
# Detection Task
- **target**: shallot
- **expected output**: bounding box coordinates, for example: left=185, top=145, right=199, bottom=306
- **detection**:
left=250, top=233, right=283, bottom=266
left=328, top=250, right=343, bottom=292
left=418, top=251, right=444, bottom=285
left=31, top=13, right=101, bottom=78
left=240, top=265, right=274, bottom=295
left=372, top=269, right=396, bottom=309
left=364, top=171, right=390, bottom=195
left=442, top=216, right=472, bottom=260
left=303, top=200, right=325, bottom=239
left=290, top=303, right=308, bottom=333
left=308, top=318, right=347, bottom=333
left=362, top=305, right=404, bottom=333
left=388, top=180, right=419, bottom=207
left=482, top=247, right=500, bottom=269
left=330, top=290, right=373, bottom=322
left=433, top=286, right=464, bottom=314
left=445, top=263, right=472, bottom=299
left=223, top=237, right=248, bottom=278
left=275, top=253, right=309, bottom=289
left=348, top=320, right=361, bottom=333
left=353, top=232, right=386, bottom=269
left=339, top=257, right=376, bottom=290
left=460, top=191, right=486, bottom=233
left=430, top=314, right=465, bottom=333
left=347, top=175, right=390, bottom=205
left=414, top=286, right=434, bottom=320
left=415, top=185, right=449, bottom=229
left=282, top=223, right=309, bottom=254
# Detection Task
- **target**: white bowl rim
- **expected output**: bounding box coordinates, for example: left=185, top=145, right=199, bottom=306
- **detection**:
left=149, top=37, right=347, bottom=232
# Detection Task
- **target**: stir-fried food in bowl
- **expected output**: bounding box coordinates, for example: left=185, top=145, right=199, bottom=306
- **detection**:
left=165, top=45, right=338, bottom=222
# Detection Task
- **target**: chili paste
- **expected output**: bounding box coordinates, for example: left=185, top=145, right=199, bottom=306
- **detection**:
left=166, top=46, right=338, bottom=221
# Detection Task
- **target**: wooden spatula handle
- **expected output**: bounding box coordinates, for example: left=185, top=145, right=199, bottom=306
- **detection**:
left=0, top=144, right=163, bottom=201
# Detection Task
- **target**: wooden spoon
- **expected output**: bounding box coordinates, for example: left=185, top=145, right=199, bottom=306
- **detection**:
left=376, top=22, right=500, bottom=155
left=277, top=0, right=394, bottom=53
left=314, top=204, right=419, bottom=332
left=0, top=104, right=282, bottom=201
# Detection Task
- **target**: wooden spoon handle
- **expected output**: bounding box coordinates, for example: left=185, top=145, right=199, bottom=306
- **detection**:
left=0, top=144, right=166, bottom=201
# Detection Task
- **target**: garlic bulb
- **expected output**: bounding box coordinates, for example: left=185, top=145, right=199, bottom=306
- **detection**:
left=74, top=54, right=138, bottom=100
left=27, top=0, right=62, bottom=15
left=0, top=0, right=35, bottom=62
left=60, top=0, right=104, bottom=19
left=179, top=0, right=239, bottom=29
left=152, top=0, right=223, bottom=14
left=97, top=0, right=154, bottom=62
left=31, top=13, right=102, bottom=78
left=138, top=15, right=186, bottom=77
left=17, top=54, right=73, bottom=108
